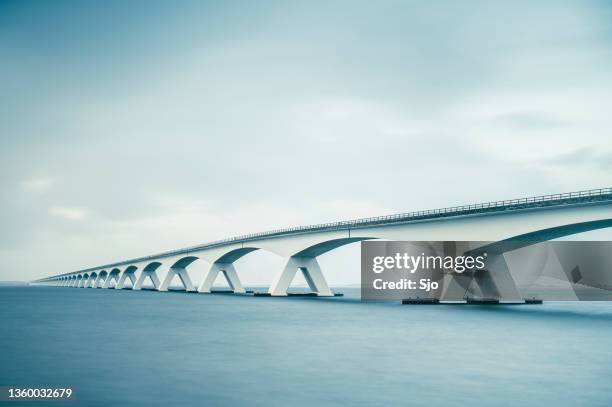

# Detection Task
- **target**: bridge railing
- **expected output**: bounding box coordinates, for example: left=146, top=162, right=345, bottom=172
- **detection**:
left=49, top=187, right=612, bottom=277
left=153, top=187, right=612, bottom=256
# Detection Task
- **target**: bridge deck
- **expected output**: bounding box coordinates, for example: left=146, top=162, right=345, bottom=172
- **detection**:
left=38, top=187, right=612, bottom=280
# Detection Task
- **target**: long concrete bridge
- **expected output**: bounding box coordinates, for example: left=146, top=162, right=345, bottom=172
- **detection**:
left=33, top=188, right=612, bottom=301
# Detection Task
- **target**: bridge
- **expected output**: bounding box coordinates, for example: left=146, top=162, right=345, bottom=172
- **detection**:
left=33, top=188, right=612, bottom=302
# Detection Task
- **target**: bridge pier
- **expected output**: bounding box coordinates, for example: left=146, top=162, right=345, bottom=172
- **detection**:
left=133, top=270, right=160, bottom=290
left=115, top=270, right=137, bottom=289
left=82, top=276, right=92, bottom=288
left=102, top=273, right=118, bottom=289
left=159, top=267, right=196, bottom=292
left=198, top=262, right=245, bottom=293
left=268, top=256, right=333, bottom=296
left=439, top=253, right=524, bottom=303
left=474, top=253, right=524, bottom=303
left=93, top=273, right=107, bottom=288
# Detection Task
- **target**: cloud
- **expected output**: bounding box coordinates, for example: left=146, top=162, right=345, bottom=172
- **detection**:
left=20, top=176, right=54, bottom=192
left=492, top=112, right=568, bottom=131
left=49, top=206, right=91, bottom=221
left=543, top=147, right=612, bottom=170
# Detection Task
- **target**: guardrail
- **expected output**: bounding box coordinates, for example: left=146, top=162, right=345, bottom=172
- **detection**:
left=39, top=187, right=612, bottom=280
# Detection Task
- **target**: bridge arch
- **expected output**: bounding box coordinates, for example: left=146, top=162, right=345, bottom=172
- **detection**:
left=133, top=262, right=162, bottom=290
left=94, top=270, right=108, bottom=288
left=292, top=237, right=376, bottom=257
left=158, top=257, right=200, bottom=292
left=116, top=265, right=138, bottom=289
left=170, top=256, right=199, bottom=269
left=86, top=272, right=97, bottom=288
left=268, top=236, right=377, bottom=296
left=473, top=219, right=612, bottom=255
left=195, top=247, right=264, bottom=294
left=102, top=268, right=121, bottom=288
left=454, top=218, right=612, bottom=299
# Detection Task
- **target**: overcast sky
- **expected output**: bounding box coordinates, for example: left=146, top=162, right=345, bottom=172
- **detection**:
left=1, top=0, right=611, bottom=283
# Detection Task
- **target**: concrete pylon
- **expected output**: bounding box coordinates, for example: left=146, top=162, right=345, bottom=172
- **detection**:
left=115, top=271, right=137, bottom=289
left=198, top=263, right=245, bottom=293
left=159, top=267, right=196, bottom=292
left=439, top=273, right=471, bottom=303
left=84, top=275, right=95, bottom=288
left=102, top=273, right=118, bottom=289
left=440, top=253, right=524, bottom=303
left=268, top=256, right=333, bottom=296
left=133, top=270, right=160, bottom=290
left=93, top=273, right=106, bottom=289
left=473, top=253, right=524, bottom=303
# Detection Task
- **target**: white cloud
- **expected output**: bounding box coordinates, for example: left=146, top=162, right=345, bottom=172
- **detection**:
left=20, top=176, right=54, bottom=192
left=49, top=206, right=91, bottom=221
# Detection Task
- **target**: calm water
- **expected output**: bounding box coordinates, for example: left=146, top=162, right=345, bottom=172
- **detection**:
left=1, top=286, right=612, bottom=406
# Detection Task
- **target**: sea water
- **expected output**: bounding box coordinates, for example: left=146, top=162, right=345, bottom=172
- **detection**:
left=1, top=286, right=612, bottom=406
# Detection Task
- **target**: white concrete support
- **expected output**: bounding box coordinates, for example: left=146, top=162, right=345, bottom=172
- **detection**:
left=133, top=270, right=160, bottom=290
left=439, top=273, right=471, bottom=303
left=439, top=254, right=524, bottom=303
left=72, top=278, right=79, bottom=288
left=268, top=256, right=333, bottom=296
left=474, top=253, right=524, bottom=303
left=159, top=267, right=196, bottom=292
left=83, top=275, right=95, bottom=288
left=198, top=263, right=245, bottom=293
left=102, top=273, right=118, bottom=289
left=93, top=274, right=105, bottom=288
left=115, top=271, right=137, bottom=289
left=79, top=276, right=88, bottom=288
